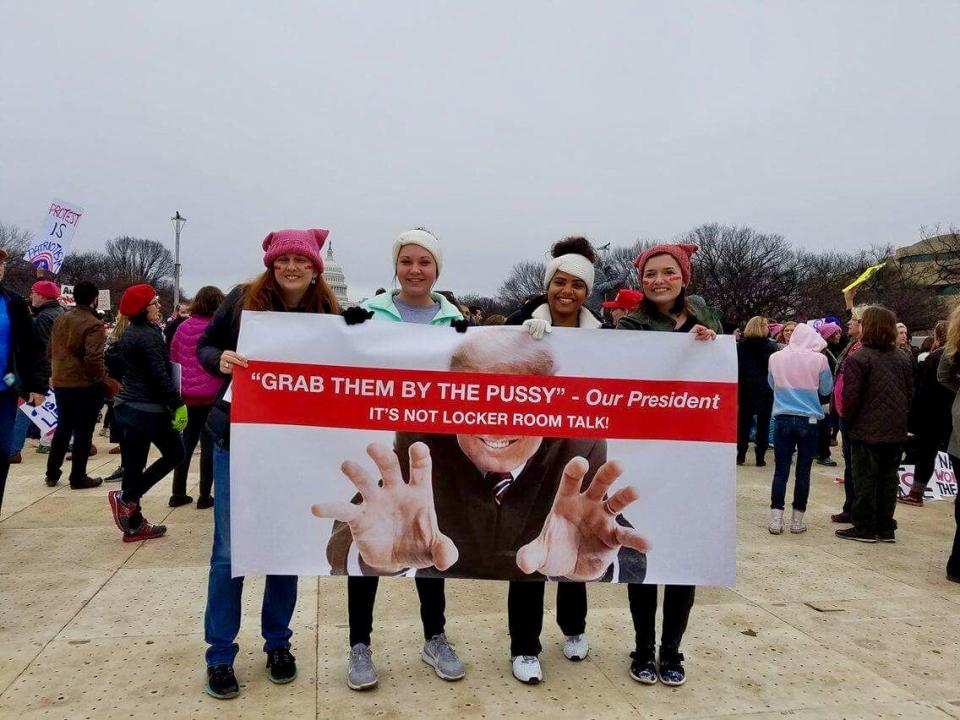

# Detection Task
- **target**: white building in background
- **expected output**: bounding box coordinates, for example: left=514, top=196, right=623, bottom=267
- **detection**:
left=321, top=242, right=352, bottom=307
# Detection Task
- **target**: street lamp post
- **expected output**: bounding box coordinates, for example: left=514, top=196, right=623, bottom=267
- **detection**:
left=171, top=211, right=186, bottom=311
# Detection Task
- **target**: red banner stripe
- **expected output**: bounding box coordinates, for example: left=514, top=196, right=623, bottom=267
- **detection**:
left=231, top=361, right=737, bottom=443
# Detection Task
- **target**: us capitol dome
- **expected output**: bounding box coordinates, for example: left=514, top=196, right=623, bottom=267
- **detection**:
left=321, top=243, right=352, bottom=307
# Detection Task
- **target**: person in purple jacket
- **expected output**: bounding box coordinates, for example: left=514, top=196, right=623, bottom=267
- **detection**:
left=168, top=286, right=226, bottom=508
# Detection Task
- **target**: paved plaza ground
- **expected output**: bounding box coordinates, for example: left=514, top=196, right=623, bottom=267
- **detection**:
left=1, top=436, right=958, bottom=720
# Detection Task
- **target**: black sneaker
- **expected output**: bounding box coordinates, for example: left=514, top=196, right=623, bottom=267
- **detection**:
left=205, top=664, right=239, bottom=699
left=877, top=529, right=896, bottom=543
left=658, top=650, right=686, bottom=686
left=629, top=649, right=658, bottom=684
left=835, top=527, right=877, bottom=543
left=266, top=647, right=297, bottom=684
left=168, top=494, right=193, bottom=507
left=816, top=457, right=838, bottom=467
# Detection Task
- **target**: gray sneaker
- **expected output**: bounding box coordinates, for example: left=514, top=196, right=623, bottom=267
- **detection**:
left=347, top=643, right=378, bottom=691
left=421, top=633, right=465, bottom=681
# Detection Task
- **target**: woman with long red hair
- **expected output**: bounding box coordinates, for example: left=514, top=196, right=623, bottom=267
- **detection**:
left=197, top=229, right=340, bottom=700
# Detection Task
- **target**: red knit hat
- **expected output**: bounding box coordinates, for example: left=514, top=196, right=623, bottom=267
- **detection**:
left=601, top=288, right=644, bottom=310
left=31, top=280, right=61, bottom=300
left=262, top=229, right=328, bottom=272
left=633, top=243, right=699, bottom=287
left=119, top=283, right=158, bottom=316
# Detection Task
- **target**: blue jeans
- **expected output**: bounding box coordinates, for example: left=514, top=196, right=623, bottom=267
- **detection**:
left=204, top=444, right=298, bottom=667
left=0, top=390, right=18, bottom=514
left=9, top=408, right=30, bottom=454
left=771, top=414, right=819, bottom=511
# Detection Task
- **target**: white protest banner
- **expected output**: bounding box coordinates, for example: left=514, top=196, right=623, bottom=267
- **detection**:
left=229, top=313, right=737, bottom=585
left=19, top=390, right=58, bottom=434
left=899, top=452, right=958, bottom=502
left=98, top=289, right=111, bottom=311
left=60, top=285, right=75, bottom=307
left=25, top=199, right=84, bottom=274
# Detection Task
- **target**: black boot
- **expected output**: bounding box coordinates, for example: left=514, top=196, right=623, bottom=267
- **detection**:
left=755, top=450, right=766, bottom=468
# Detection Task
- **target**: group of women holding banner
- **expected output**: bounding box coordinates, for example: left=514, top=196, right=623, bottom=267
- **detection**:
left=192, top=225, right=722, bottom=700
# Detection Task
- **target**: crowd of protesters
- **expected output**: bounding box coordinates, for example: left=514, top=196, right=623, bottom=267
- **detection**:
left=2, top=229, right=958, bottom=701
left=733, top=286, right=960, bottom=570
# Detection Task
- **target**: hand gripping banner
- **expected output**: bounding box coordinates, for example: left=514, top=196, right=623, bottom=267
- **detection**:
left=230, top=312, right=737, bottom=585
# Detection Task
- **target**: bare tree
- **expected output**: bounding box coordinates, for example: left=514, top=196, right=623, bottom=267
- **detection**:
left=457, top=293, right=514, bottom=319
left=0, top=222, right=33, bottom=258
left=0, top=222, right=37, bottom=294
left=104, top=236, right=175, bottom=287
left=497, top=260, right=547, bottom=310
left=679, top=224, right=804, bottom=328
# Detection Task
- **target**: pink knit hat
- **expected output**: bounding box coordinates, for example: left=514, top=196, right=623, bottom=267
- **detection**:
left=262, top=229, right=329, bottom=272
left=817, top=322, right=842, bottom=341
left=633, top=243, right=699, bottom=287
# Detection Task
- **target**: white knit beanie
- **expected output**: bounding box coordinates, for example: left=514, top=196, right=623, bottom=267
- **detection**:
left=393, top=229, right=443, bottom=276
left=543, top=253, right=595, bottom=294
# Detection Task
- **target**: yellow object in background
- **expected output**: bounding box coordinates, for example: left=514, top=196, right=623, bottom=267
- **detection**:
left=842, top=261, right=887, bottom=292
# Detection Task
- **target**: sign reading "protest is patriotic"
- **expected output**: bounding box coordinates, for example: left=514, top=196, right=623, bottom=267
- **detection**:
left=229, top=313, right=737, bottom=586
left=25, top=199, right=83, bottom=274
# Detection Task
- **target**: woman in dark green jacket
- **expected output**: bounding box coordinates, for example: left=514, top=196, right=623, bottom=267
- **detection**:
left=616, top=243, right=722, bottom=687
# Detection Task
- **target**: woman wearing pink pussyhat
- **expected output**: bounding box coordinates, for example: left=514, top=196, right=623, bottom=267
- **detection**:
left=197, top=229, right=340, bottom=700
left=617, top=242, right=723, bottom=688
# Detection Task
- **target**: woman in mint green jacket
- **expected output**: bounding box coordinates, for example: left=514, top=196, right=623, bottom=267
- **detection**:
left=342, top=228, right=465, bottom=692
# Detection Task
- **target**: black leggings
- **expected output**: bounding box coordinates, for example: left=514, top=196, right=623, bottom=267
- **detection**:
left=628, top=584, right=696, bottom=653
left=347, top=575, right=446, bottom=647
left=507, top=580, right=587, bottom=656
left=171, top=404, right=213, bottom=498
left=115, top=403, right=185, bottom=505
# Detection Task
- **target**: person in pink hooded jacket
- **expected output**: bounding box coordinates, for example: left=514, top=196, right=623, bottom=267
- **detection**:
left=168, top=285, right=226, bottom=508
left=766, top=323, right=834, bottom=534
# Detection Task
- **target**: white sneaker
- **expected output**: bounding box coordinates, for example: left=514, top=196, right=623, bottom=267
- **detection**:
left=769, top=509, right=784, bottom=535
left=562, top=634, right=589, bottom=661
left=790, top=509, right=807, bottom=534
left=511, top=655, right=543, bottom=684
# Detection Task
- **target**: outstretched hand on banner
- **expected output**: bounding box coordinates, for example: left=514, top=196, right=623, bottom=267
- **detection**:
left=516, top=457, right=649, bottom=581
left=311, top=442, right=459, bottom=573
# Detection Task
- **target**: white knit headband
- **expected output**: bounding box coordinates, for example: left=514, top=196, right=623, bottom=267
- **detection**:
left=544, top=254, right=595, bottom=294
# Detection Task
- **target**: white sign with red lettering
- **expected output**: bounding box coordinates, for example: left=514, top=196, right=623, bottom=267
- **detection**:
left=228, top=312, right=738, bottom=586
left=898, top=452, right=958, bottom=501
left=25, top=198, right=84, bottom=274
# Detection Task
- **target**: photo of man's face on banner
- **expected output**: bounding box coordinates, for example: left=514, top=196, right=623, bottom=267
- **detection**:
left=316, top=331, right=649, bottom=583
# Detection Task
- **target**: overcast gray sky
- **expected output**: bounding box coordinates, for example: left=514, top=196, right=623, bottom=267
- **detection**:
left=1, top=1, right=958, bottom=300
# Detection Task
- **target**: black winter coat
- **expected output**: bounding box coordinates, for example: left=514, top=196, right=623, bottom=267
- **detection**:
left=33, top=300, right=64, bottom=385
left=0, top=283, right=43, bottom=397
left=910, top=346, right=954, bottom=442
left=106, top=319, right=183, bottom=410
left=737, top=337, right=776, bottom=413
